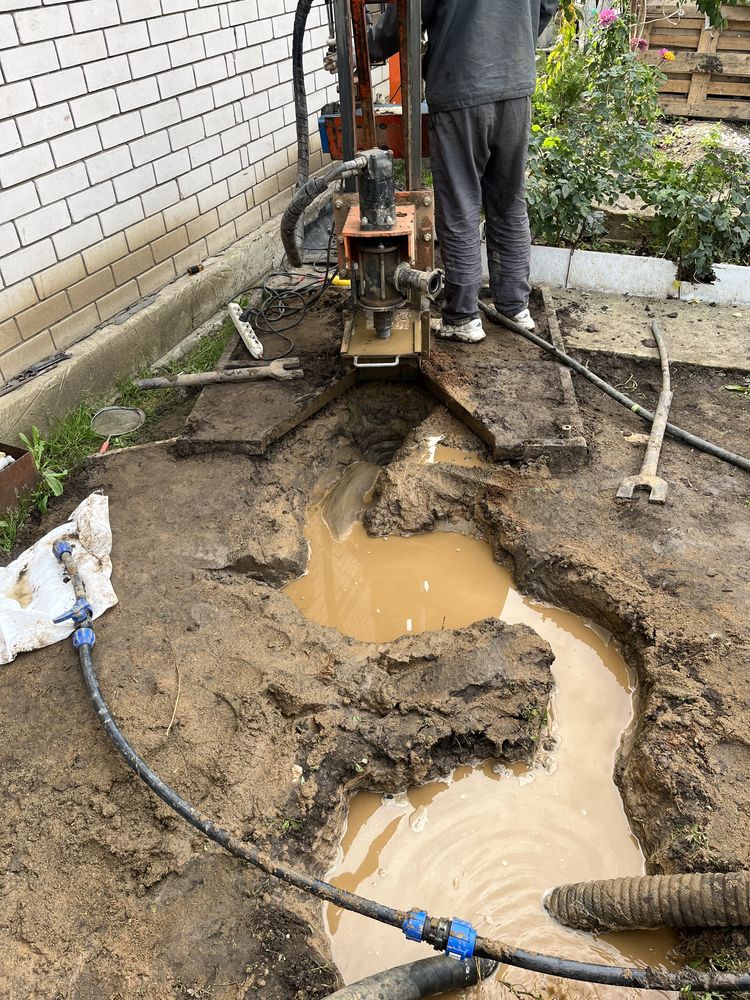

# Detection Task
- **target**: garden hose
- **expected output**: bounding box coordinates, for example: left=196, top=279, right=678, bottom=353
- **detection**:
left=546, top=872, right=750, bottom=932
left=325, top=956, right=498, bottom=998
left=291, top=0, right=314, bottom=261
left=51, top=541, right=750, bottom=993
left=478, top=300, right=750, bottom=475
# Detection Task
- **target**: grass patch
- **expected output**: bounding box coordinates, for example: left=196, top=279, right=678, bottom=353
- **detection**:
left=0, top=318, right=234, bottom=556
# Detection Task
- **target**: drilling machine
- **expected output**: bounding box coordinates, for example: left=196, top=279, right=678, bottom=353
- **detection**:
left=281, top=0, right=440, bottom=370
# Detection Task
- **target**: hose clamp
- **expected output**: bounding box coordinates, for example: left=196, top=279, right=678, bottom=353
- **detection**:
left=402, top=908, right=427, bottom=943
left=53, top=540, right=73, bottom=559
left=53, top=597, right=93, bottom=626
left=445, top=918, right=477, bottom=960
left=72, top=627, right=96, bottom=649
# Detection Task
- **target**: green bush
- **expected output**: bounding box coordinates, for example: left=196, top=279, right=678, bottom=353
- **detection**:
left=528, top=7, right=663, bottom=248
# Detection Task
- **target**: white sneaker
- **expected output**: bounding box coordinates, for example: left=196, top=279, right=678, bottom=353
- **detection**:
left=436, top=317, right=486, bottom=343
left=510, top=308, right=536, bottom=332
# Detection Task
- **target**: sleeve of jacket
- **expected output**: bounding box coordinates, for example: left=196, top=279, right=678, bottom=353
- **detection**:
left=367, top=6, right=400, bottom=62
left=538, top=0, right=559, bottom=35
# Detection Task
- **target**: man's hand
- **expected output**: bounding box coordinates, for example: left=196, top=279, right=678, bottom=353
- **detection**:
left=323, top=39, right=337, bottom=73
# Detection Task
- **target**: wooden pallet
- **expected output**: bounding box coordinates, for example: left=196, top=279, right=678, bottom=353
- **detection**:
left=642, top=4, right=750, bottom=120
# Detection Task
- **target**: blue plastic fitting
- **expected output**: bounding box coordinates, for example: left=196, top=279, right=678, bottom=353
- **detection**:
left=445, top=918, right=477, bottom=961
left=53, top=540, right=73, bottom=559
left=53, top=596, right=93, bottom=626
left=72, top=627, right=96, bottom=649
left=402, top=909, right=427, bottom=943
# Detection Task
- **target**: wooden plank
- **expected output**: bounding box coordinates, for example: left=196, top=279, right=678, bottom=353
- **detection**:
left=649, top=28, right=702, bottom=47
left=687, top=13, right=720, bottom=110
left=659, top=95, right=750, bottom=119
left=660, top=78, right=691, bottom=93
left=645, top=50, right=750, bottom=74
left=717, top=35, right=750, bottom=51
left=708, top=79, right=750, bottom=96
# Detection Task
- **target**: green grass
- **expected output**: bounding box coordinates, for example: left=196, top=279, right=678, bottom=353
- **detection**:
left=0, top=318, right=234, bottom=556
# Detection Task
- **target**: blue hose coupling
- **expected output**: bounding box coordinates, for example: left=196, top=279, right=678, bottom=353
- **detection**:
left=53, top=540, right=73, bottom=559
left=72, top=627, right=96, bottom=649
left=402, top=908, right=427, bottom=943
left=446, top=918, right=477, bottom=961
left=54, top=596, right=94, bottom=626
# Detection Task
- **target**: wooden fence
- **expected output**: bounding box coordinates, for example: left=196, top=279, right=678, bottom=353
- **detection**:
left=642, top=3, right=750, bottom=120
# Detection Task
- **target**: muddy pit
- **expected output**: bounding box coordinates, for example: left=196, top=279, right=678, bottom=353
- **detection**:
left=1, top=312, right=750, bottom=999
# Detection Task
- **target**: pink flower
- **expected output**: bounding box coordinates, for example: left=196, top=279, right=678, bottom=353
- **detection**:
left=597, top=7, right=619, bottom=26
left=631, top=36, right=649, bottom=51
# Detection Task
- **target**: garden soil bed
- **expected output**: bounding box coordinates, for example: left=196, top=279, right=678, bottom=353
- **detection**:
left=1, top=297, right=750, bottom=998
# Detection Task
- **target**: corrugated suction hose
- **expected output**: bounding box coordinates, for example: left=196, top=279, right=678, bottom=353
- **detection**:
left=545, top=872, right=750, bottom=931
left=326, top=956, right=498, bottom=998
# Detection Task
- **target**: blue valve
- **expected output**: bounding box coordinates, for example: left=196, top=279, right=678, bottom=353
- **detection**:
left=53, top=596, right=93, bottom=626
left=53, top=540, right=73, bottom=559
left=72, top=627, right=96, bottom=649
left=402, top=909, right=427, bottom=943
left=445, top=918, right=477, bottom=960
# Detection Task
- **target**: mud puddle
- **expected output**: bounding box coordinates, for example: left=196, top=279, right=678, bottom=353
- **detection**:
left=285, top=465, right=677, bottom=998
left=420, top=435, right=486, bottom=468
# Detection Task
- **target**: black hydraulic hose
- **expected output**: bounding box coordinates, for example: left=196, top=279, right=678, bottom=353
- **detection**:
left=325, top=956, right=498, bottom=998
left=478, top=300, right=750, bottom=475
left=291, top=0, right=314, bottom=261
left=54, top=551, right=750, bottom=993
left=281, top=157, right=366, bottom=267
left=546, top=872, right=750, bottom=932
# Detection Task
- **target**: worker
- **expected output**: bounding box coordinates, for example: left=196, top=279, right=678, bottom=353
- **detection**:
left=327, top=0, right=558, bottom=343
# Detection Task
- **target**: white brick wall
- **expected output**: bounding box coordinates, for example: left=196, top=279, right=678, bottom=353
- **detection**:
left=0, top=0, right=390, bottom=382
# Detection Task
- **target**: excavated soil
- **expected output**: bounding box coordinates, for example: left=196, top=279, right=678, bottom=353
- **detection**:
left=1, top=315, right=750, bottom=997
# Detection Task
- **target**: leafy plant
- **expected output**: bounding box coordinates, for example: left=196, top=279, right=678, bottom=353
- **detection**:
left=643, top=147, right=750, bottom=281
left=725, top=378, right=750, bottom=398
left=19, top=427, right=68, bottom=515
left=528, top=7, right=663, bottom=248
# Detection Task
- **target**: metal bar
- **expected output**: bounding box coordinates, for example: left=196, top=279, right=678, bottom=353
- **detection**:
left=397, top=0, right=421, bottom=190
left=333, top=0, right=357, bottom=191
left=351, top=0, right=376, bottom=149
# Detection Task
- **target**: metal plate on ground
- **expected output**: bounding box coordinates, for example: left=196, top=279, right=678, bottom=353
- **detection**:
left=341, top=309, right=423, bottom=360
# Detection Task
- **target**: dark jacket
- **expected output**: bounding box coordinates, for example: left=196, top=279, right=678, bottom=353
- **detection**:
left=368, top=0, right=558, bottom=113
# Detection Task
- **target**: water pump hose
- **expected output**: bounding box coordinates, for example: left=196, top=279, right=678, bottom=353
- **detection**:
left=281, top=157, right=366, bottom=268
left=478, top=300, right=750, bottom=475
left=546, top=872, right=750, bottom=932
left=291, top=0, right=314, bottom=260
left=326, top=956, right=498, bottom=998
left=53, top=546, right=750, bottom=992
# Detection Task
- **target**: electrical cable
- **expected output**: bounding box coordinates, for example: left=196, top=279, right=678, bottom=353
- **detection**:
left=478, top=300, right=750, bottom=475
left=51, top=536, right=750, bottom=995
left=238, top=225, right=338, bottom=361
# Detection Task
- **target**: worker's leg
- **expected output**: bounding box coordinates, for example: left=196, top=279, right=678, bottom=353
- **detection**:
left=429, top=105, right=491, bottom=324
left=482, top=97, right=532, bottom=319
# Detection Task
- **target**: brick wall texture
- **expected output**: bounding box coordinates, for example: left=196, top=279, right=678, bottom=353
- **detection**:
left=0, top=0, right=385, bottom=382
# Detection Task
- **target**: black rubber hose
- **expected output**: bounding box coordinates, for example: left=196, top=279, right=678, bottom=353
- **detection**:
left=326, top=956, right=498, bottom=998
left=478, top=300, right=750, bottom=475
left=545, top=872, right=750, bottom=932
left=291, top=0, right=314, bottom=261
left=281, top=157, right=365, bottom=267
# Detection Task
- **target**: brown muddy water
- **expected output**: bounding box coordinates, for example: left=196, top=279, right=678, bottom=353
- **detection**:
left=285, top=463, right=677, bottom=999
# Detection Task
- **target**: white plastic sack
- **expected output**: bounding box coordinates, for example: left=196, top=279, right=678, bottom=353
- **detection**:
left=0, top=493, right=117, bottom=664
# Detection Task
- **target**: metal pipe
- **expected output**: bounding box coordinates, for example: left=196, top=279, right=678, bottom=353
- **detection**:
left=333, top=0, right=357, bottom=192
left=394, top=263, right=442, bottom=298
left=397, top=0, right=422, bottom=191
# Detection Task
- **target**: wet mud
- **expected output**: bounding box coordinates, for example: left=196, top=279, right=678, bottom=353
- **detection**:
left=1, top=307, right=749, bottom=997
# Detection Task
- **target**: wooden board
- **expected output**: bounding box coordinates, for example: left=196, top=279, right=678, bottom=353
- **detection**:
left=644, top=3, right=750, bottom=119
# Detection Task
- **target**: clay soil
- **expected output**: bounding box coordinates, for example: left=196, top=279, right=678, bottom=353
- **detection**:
left=1, top=298, right=750, bottom=998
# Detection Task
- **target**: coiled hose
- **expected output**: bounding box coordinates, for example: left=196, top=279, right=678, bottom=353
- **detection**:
left=326, top=956, right=498, bottom=998
left=478, top=300, right=750, bottom=475
left=53, top=543, right=750, bottom=992
left=281, top=157, right=366, bottom=267
left=291, top=0, right=314, bottom=261
left=546, top=872, right=750, bottom=932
